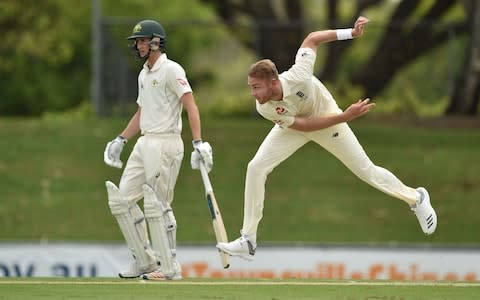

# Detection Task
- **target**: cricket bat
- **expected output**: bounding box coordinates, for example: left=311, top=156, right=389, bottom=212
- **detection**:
left=198, top=161, right=230, bottom=269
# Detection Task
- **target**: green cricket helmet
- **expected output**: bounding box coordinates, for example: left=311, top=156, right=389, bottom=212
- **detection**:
left=127, top=20, right=167, bottom=52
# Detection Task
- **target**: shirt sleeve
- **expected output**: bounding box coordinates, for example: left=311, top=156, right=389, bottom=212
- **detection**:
left=167, top=62, right=193, bottom=98
left=284, top=48, right=316, bottom=83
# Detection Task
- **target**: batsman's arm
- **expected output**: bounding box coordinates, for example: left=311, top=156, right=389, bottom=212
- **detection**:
left=118, top=107, right=141, bottom=140
left=181, top=92, right=202, bottom=142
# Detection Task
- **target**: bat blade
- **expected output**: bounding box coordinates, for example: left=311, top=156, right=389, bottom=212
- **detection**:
left=206, top=191, right=230, bottom=268
left=199, top=162, right=230, bottom=269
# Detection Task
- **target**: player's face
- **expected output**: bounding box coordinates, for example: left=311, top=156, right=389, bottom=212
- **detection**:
left=135, top=37, right=151, bottom=58
left=248, top=76, right=275, bottom=104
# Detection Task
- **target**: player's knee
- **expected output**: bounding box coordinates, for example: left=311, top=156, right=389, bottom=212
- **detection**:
left=247, top=158, right=272, bottom=178
left=106, top=181, right=129, bottom=215
left=351, top=160, right=380, bottom=183
left=143, top=184, right=167, bottom=219
left=144, top=197, right=162, bottom=219
left=247, top=158, right=262, bottom=174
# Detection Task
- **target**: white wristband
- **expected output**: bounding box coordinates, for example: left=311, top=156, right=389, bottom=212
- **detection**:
left=336, top=28, right=353, bottom=40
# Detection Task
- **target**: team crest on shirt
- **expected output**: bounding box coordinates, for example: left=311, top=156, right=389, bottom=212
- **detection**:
left=177, top=78, right=188, bottom=86
left=275, top=106, right=287, bottom=115
left=151, top=79, right=159, bottom=87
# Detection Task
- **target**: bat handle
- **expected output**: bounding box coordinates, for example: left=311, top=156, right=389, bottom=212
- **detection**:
left=199, top=160, right=213, bottom=192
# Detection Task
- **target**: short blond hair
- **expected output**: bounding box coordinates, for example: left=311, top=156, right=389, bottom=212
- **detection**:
left=248, top=59, right=279, bottom=80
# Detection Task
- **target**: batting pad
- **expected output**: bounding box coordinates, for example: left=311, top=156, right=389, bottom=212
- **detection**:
left=143, top=184, right=178, bottom=278
left=106, top=181, right=156, bottom=269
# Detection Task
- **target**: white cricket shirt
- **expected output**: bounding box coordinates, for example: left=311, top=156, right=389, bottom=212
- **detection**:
left=136, top=54, right=192, bottom=134
left=256, top=47, right=342, bottom=128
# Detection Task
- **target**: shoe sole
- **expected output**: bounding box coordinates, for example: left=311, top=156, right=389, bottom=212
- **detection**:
left=118, top=274, right=140, bottom=279
left=118, top=265, right=159, bottom=279
left=141, top=273, right=182, bottom=281
left=217, top=246, right=254, bottom=261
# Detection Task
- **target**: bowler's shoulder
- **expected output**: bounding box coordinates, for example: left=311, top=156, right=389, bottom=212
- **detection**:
left=279, top=48, right=316, bottom=83
left=297, top=47, right=316, bottom=58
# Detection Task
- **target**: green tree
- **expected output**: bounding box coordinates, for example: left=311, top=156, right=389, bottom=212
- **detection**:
left=0, top=0, right=91, bottom=116
left=94, top=0, right=225, bottom=116
left=203, top=0, right=475, bottom=116
left=0, top=0, right=223, bottom=116
left=349, top=0, right=469, bottom=110
left=447, top=0, right=480, bottom=115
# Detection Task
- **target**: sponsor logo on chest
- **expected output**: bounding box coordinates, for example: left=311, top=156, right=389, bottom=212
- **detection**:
left=296, top=90, right=308, bottom=101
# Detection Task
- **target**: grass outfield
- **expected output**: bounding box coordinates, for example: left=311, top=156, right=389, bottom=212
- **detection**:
left=1, top=278, right=480, bottom=300
left=0, top=116, right=479, bottom=244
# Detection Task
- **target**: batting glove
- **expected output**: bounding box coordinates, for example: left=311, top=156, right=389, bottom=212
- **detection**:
left=104, top=136, right=128, bottom=169
left=191, top=140, right=213, bottom=173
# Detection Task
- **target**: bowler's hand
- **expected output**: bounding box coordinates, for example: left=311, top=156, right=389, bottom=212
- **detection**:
left=352, top=16, right=369, bottom=38
left=343, top=98, right=375, bottom=122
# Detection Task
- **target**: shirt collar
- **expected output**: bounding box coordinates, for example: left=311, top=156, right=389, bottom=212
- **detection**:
left=143, top=53, right=168, bottom=72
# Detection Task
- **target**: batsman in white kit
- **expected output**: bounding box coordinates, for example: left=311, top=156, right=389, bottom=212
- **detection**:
left=217, top=16, right=437, bottom=261
left=104, top=20, right=213, bottom=280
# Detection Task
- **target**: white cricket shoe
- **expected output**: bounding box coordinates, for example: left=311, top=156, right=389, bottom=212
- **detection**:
left=141, top=260, right=182, bottom=281
left=118, top=261, right=158, bottom=279
left=411, top=187, right=437, bottom=235
left=141, top=270, right=182, bottom=281
left=217, top=236, right=256, bottom=261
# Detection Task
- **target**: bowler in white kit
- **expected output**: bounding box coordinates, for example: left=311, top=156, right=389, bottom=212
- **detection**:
left=217, top=16, right=437, bottom=261
left=104, top=19, right=213, bottom=280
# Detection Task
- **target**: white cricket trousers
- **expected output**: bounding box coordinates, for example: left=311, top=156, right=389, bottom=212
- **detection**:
left=119, top=134, right=184, bottom=204
left=242, top=123, right=418, bottom=237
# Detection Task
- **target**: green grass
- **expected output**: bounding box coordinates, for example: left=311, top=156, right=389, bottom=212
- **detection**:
left=1, top=278, right=479, bottom=300
left=0, top=116, right=479, bottom=245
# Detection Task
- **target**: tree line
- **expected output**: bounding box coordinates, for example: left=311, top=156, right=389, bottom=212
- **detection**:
left=1, top=0, right=478, bottom=116
left=204, top=0, right=479, bottom=115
